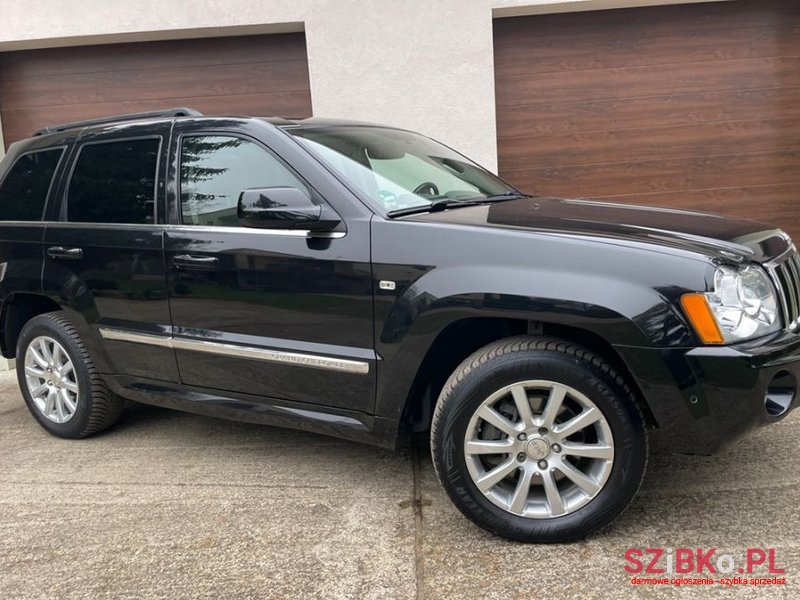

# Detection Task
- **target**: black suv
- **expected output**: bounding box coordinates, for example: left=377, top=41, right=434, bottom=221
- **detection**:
left=1, top=108, right=797, bottom=542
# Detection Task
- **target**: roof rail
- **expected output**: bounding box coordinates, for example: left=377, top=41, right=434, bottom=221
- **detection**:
left=32, top=107, right=203, bottom=137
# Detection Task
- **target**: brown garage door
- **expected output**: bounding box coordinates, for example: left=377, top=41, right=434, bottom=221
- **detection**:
left=494, top=0, right=800, bottom=240
left=0, top=32, right=312, bottom=149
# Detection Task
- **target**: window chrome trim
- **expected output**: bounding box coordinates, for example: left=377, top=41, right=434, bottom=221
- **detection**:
left=46, top=221, right=166, bottom=230
left=40, top=221, right=345, bottom=237
left=99, top=327, right=369, bottom=374
left=165, top=224, right=345, bottom=238
left=0, top=220, right=50, bottom=226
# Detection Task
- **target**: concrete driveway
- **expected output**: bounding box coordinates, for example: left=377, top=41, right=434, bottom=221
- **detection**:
left=1, top=369, right=798, bottom=599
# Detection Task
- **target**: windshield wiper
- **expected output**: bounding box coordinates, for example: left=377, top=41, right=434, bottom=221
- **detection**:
left=484, top=192, right=533, bottom=200
left=387, top=198, right=488, bottom=218
left=386, top=192, right=533, bottom=218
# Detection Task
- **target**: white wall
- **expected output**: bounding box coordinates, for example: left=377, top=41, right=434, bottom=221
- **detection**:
left=0, top=0, right=728, bottom=169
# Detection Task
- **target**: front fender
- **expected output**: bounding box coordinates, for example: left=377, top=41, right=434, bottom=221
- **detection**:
left=373, top=265, right=692, bottom=420
left=379, top=264, right=689, bottom=346
left=371, top=219, right=712, bottom=421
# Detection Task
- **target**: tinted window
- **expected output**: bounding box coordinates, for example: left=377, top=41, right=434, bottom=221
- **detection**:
left=0, top=149, right=63, bottom=221
left=180, top=135, right=309, bottom=227
left=68, top=138, right=159, bottom=224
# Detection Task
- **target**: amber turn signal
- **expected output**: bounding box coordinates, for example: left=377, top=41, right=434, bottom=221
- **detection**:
left=681, top=293, right=724, bottom=344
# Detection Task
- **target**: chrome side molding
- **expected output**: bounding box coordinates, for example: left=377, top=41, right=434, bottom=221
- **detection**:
left=99, top=328, right=173, bottom=348
left=99, top=327, right=370, bottom=374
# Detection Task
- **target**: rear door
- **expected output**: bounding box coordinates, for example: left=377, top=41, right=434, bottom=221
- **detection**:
left=164, top=120, right=376, bottom=413
left=42, top=122, right=178, bottom=382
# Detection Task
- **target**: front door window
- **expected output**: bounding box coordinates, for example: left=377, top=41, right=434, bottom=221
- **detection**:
left=179, top=135, right=309, bottom=227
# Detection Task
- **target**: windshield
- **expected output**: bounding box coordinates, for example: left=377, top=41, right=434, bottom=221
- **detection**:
left=290, top=126, right=519, bottom=213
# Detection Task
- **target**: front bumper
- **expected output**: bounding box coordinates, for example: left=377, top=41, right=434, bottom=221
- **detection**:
left=615, top=332, right=800, bottom=455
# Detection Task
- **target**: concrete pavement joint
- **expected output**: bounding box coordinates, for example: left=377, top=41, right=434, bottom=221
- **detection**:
left=636, top=480, right=800, bottom=497
left=411, top=443, right=426, bottom=600
left=0, top=480, right=331, bottom=490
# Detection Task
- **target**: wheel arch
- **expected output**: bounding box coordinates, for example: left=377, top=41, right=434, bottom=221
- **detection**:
left=0, top=292, right=62, bottom=358
left=398, top=317, right=658, bottom=439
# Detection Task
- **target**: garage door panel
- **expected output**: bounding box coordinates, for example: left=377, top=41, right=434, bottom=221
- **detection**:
left=497, top=88, right=800, bottom=138
left=500, top=119, right=800, bottom=169
left=596, top=185, right=800, bottom=234
left=0, top=60, right=310, bottom=110
left=599, top=184, right=800, bottom=210
left=0, top=33, right=312, bottom=149
left=495, top=24, right=800, bottom=78
left=0, top=91, right=311, bottom=145
left=495, top=0, right=799, bottom=44
left=518, top=183, right=800, bottom=230
left=507, top=149, right=800, bottom=198
left=0, top=35, right=307, bottom=82
left=495, top=1, right=800, bottom=240
left=496, top=56, right=800, bottom=106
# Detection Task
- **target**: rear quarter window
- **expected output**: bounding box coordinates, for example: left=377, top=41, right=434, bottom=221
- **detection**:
left=0, top=148, right=64, bottom=221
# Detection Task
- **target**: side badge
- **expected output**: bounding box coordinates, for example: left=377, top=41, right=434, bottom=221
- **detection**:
left=379, top=280, right=396, bottom=291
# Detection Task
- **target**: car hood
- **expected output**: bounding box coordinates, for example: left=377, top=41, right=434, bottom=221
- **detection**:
left=404, top=197, right=791, bottom=262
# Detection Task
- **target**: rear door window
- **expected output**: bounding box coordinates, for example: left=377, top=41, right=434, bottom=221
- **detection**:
left=67, top=138, right=160, bottom=224
left=0, top=148, right=64, bottom=221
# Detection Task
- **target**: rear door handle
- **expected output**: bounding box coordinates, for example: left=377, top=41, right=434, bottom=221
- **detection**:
left=47, top=246, right=83, bottom=260
left=173, top=254, right=219, bottom=270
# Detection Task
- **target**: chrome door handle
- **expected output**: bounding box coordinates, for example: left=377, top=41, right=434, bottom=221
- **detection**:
left=47, top=246, right=83, bottom=260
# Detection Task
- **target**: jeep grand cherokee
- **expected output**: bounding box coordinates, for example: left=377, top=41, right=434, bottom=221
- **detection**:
left=0, top=108, right=797, bottom=542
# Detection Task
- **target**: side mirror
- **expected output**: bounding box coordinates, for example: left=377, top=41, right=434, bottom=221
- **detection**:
left=237, top=187, right=341, bottom=231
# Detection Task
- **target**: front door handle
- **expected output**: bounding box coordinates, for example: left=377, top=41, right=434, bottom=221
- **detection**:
left=47, top=246, right=83, bottom=260
left=173, top=254, right=219, bottom=270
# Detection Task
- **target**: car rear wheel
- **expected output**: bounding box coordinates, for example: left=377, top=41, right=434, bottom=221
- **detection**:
left=431, top=336, right=647, bottom=542
left=16, top=312, right=124, bottom=438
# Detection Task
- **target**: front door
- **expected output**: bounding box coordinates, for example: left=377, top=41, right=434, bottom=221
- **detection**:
left=164, top=123, right=375, bottom=413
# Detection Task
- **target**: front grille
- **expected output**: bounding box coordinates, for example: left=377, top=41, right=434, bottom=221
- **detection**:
left=769, top=253, right=800, bottom=331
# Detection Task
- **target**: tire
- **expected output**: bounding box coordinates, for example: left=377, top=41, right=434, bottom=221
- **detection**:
left=16, top=311, right=124, bottom=438
left=431, top=336, right=647, bottom=543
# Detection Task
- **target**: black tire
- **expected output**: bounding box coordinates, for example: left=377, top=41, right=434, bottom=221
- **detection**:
left=431, top=336, right=647, bottom=543
left=16, top=311, right=124, bottom=438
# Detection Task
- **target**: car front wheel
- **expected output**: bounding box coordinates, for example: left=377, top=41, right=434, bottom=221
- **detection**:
left=431, top=336, right=647, bottom=542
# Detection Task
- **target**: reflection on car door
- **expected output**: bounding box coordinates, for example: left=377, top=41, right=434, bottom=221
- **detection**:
left=164, top=124, right=376, bottom=413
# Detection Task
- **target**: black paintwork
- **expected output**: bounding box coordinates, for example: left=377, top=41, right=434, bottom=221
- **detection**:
left=0, top=114, right=797, bottom=454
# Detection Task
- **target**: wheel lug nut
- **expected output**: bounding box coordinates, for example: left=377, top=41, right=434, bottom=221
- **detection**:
left=552, top=444, right=561, bottom=453
left=517, top=453, right=527, bottom=462
left=517, top=433, right=527, bottom=441
left=538, top=427, right=548, bottom=435
left=538, top=460, right=548, bottom=469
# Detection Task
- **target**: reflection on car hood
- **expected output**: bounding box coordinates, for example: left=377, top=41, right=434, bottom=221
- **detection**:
left=404, top=196, right=791, bottom=262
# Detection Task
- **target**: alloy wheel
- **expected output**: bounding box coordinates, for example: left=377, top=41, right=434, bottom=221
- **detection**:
left=24, top=336, right=80, bottom=424
left=464, top=380, right=614, bottom=518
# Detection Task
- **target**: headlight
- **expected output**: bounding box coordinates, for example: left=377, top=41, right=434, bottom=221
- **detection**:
left=682, top=265, right=781, bottom=344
